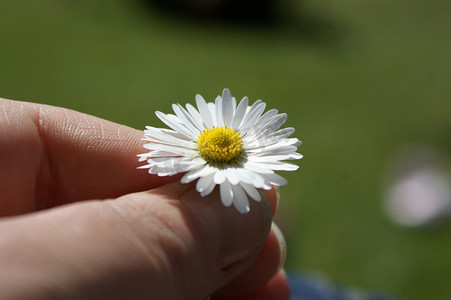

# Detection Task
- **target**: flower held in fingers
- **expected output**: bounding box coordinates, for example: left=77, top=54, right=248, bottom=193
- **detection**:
left=138, top=89, right=302, bottom=213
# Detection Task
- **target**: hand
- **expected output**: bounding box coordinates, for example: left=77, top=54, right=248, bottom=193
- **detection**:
left=0, top=98, right=289, bottom=300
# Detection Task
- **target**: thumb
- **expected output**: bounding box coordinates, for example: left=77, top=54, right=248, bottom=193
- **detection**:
left=0, top=182, right=274, bottom=300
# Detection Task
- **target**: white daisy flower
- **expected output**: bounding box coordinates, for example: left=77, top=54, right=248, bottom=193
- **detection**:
left=138, top=88, right=302, bottom=213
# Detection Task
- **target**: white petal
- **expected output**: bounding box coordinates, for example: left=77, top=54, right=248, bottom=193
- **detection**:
left=244, top=115, right=289, bottom=145
left=231, top=96, right=248, bottom=129
left=199, top=175, right=216, bottom=197
left=249, top=146, right=299, bottom=156
left=231, top=184, right=250, bottom=214
left=213, top=169, right=227, bottom=184
left=185, top=103, right=205, bottom=130
left=215, top=96, right=224, bottom=127
left=198, top=165, right=217, bottom=177
left=220, top=181, right=234, bottom=207
left=143, top=143, right=189, bottom=155
left=208, top=102, right=217, bottom=126
left=222, top=88, right=234, bottom=126
left=247, top=140, right=300, bottom=153
left=159, top=128, right=192, bottom=141
left=139, top=151, right=182, bottom=158
left=172, top=104, right=201, bottom=135
left=147, top=157, right=201, bottom=175
left=265, top=127, right=296, bottom=142
left=244, top=161, right=275, bottom=174
left=259, top=152, right=302, bottom=160
left=181, top=165, right=215, bottom=184
left=290, top=153, right=304, bottom=159
left=147, top=163, right=186, bottom=176
left=262, top=184, right=273, bottom=190
left=142, top=134, right=185, bottom=146
left=137, top=163, right=152, bottom=169
left=249, top=99, right=262, bottom=109
left=247, top=161, right=299, bottom=171
left=196, top=174, right=213, bottom=192
left=258, top=113, right=287, bottom=133
left=261, top=173, right=288, bottom=186
left=181, top=168, right=201, bottom=184
left=196, top=175, right=209, bottom=192
left=155, top=112, right=194, bottom=138
left=195, top=94, right=214, bottom=128
left=293, top=139, right=303, bottom=147
left=232, top=97, right=237, bottom=114
left=236, top=168, right=265, bottom=187
left=144, top=127, right=192, bottom=148
left=160, top=156, right=201, bottom=167
left=224, top=168, right=239, bottom=185
left=248, top=154, right=299, bottom=162
left=137, top=153, right=149, bottom=162
left=256, top=109, right=278, bottom=125
left=240, top=103, right=266, bottom=132
left=240, top=182, right=261, bottom=202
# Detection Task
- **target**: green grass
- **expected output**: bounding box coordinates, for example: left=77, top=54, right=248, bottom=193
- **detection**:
left=1, top=0, right=451, bottom=299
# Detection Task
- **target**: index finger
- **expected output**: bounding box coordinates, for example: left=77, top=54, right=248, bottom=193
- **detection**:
left=0, top=98, right=175, bottom=215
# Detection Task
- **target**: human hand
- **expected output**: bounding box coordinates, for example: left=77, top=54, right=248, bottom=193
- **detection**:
left=0, top=98, right=289, bottom=300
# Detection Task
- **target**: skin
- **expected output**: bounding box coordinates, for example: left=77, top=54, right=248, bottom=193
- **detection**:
left=0, top=97, right=290, bottom=300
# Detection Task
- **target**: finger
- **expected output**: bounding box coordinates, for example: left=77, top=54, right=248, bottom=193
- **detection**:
left=263, top=187, right=279, bottom=217
left=212, top=270, right=291, bottom=300
left=212, top=223, right=286, bottom=297
left=0, top=182, right=277, bottom=300
left=0, top=98, right=175, bottom=215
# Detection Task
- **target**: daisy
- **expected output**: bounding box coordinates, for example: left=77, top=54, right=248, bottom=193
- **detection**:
left=138, top=88, right=302, bottom=213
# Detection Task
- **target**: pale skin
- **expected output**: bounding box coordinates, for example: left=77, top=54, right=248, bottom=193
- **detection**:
left=0, top=97, right=290, bottom=300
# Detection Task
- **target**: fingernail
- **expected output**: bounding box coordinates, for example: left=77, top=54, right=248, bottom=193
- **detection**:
left=271, top=222, right=287, bottom=270
left=180, top=187, right=272, bottom=269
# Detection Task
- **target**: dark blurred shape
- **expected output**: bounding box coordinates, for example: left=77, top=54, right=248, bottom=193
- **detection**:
left=288, top=273, right=401, bottom=300
left=214, top=0, right=278, bottom=23
left=139, top=0, right=342, bottom=47
left=145, top=0, right=279, bottom=24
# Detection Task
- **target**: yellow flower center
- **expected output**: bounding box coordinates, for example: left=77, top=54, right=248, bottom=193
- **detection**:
left=197, top=126, right=244, bottom=166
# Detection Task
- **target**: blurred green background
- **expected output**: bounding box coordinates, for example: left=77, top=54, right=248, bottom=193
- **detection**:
left=1, top=0, right=451, bottom=299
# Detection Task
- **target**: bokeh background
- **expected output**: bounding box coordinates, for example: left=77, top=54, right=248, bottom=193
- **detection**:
left=1, top=0, right=451, bottom=299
